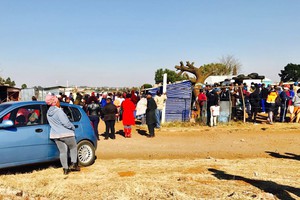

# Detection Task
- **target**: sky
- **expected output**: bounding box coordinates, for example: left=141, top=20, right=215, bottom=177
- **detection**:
left=0, top=0, right=299, bottom=88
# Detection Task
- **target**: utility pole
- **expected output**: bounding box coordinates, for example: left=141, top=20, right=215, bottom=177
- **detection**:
left=161, top=73, right=167, bottom=123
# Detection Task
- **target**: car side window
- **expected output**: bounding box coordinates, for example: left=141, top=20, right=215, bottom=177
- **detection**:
left=61, top=106, right=81, bottom=122
left=0, top=105, right=42, bottom=127
left=71, top=107, right=81, bottom=122
left=62, top=106, right=74, bottom=122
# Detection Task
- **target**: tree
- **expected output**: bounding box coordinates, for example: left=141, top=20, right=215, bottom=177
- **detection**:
left=175, top=61, right=230, bottom=85
left=5, top=77, right=12, bottom=85
left=0, top=76, right=16, bottom=87
left=278, top=63, right=300, bottom=82
left=175, top=61, right=233, bottom=105
left=219, top=55, right=242, bottom=75
left=142, top=83, right=152, bottom=89
left=155, top=68, right=187, bottom=84
left=21, top=84, right=28, bottom=89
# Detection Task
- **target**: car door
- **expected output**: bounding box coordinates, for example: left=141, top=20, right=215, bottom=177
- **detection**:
left=0, top=104, right=54, bottom=167
left=61, top=105, right=82, bottom=140
left=41, top=104, right=61, bottom=159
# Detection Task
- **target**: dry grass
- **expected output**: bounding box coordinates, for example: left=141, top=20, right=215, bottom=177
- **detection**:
left=0, top=158, right=299, bottom=200
left=162, top=121, right=200, bottom=128
left=1, top=121, right=300, bottom=199
left=161, top=120, right=300, bottom=133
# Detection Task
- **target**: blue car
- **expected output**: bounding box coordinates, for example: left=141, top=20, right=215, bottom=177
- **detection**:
left=0, top=101, right=97, bottom=169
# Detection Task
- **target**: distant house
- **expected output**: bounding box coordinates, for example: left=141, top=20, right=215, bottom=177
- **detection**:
left=0, top=86, right=21, bottom=103
left=262, top=78, right=273, bottom=86
left=204, top=75, right=234, bottom=85
left=20, top=86, right=70, bottom=101
left=42, top=86, right=67, bottom=96
left=20, top=88, right=39, bottom=101
left=205, top=75, right=273, bottom=86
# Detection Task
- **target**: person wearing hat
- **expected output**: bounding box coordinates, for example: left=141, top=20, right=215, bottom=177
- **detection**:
left=87, top=92, right=99, bottom=104
left=45, top=94, right=80, bottom=175
left=100, top=92, right=108, bottom=109
left=146, top=92, right=157, bottom=137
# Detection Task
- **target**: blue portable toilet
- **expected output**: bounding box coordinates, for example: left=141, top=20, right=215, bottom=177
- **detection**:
left=146, top=80, right=192, bottom=122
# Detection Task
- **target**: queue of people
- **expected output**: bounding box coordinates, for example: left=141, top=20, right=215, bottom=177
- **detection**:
left=194, top=82, right=300, bottom=126
left=45, top=80, right=300, bottom=148
left=54, top=90, right=167, bottom=140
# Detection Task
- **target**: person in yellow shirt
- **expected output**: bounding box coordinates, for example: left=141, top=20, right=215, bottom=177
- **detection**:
left=266, top=88, right=278, bottom=124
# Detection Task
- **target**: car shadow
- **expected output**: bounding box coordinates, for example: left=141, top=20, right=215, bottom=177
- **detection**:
left=0, top=161, right=61, bottom=175
left=265, top=151, right=300, bottom=161
left=208, top=168, right=300, bottom=200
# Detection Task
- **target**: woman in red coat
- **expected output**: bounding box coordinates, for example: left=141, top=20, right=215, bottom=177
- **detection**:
left=121, top=94, right=136, bottom=138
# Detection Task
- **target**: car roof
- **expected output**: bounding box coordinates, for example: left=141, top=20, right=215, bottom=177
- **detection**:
left=2, top=101, right=46, bottom=106
left=0, top=101, right=80, bottom=108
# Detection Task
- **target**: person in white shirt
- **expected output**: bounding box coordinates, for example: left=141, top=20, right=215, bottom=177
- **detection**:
left=154, top=91, right=167, bottom=128
left=136, top=94, right=147, bottom=125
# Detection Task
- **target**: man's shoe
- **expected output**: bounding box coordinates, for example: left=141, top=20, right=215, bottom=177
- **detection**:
left=63, top=168, right=70, bottom=175
left=147, top=134, right=154, bottom=138
left=69, top=163, right=80, bottom=171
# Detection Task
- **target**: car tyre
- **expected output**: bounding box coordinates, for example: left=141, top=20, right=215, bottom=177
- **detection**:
left=77, top=140, right=95, bottom=167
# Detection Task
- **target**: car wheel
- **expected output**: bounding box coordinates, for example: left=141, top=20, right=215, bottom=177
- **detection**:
left=77, top=140, right=95, bottom=166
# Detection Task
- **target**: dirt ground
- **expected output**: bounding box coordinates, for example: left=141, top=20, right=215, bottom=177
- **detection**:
left=0, top=119, right=299, bottom=200
left=97, top=120, right=300, bottom=161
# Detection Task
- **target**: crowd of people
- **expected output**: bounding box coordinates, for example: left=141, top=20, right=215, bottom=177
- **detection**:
left=48, top=80, right=300, bottom=137
left=194, top=82, right=300, bottom=126
left=25, top=82, right=300, bottom=175
left=55, top=90, right=167, bottom=140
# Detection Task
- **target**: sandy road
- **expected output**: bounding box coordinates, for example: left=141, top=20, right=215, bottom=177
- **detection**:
left=95, top=120, right=300, bottom=160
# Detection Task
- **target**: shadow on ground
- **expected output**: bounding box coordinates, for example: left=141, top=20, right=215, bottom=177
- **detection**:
left=115, top=130, right=125, bottom=138
left=0, top=161, right=61, bottom=175
left=136, top=128, right=148, bottom=136
left=209, top=168, right=300, bottom=200
left=265, top=151, right=300, bottom=161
